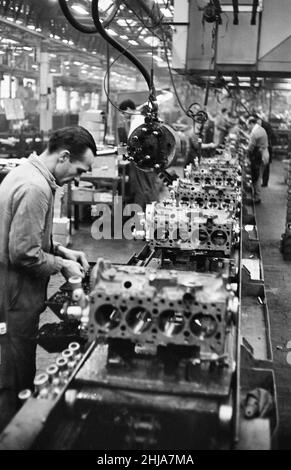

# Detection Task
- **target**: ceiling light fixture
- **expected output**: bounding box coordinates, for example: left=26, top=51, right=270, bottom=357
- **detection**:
left=160, top=7, right=173, bottom=18
left=143, top=36, right=160, bottom=47
left=71, top=3, right=89, bottom=15
left=117, top=19, right=128, bottom=26
left=106, top=28, right=118, bottom=36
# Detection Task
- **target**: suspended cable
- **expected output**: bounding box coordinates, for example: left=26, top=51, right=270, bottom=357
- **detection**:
left=91, top=0, right=151, bottom=89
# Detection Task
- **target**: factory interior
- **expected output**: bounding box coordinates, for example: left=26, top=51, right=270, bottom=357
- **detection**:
left=1, top=0, right=291, bottom=452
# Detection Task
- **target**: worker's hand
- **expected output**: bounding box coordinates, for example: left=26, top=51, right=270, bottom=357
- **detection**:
left=61, top=259, right=85, bottom=279
left=209, top=142, right=217, bottom=149
left=58, top=247, right=89, bottom=272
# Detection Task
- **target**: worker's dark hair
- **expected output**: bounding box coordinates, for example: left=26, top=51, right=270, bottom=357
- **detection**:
left=248, top=116, right=257, bottom=125
left=48, top=126, right=97, bottom=160
left=253, top=112, right=263, bottom=122
left=221, top=107, right=228, bottom=114
left=119, top=99, right=136, bottom=111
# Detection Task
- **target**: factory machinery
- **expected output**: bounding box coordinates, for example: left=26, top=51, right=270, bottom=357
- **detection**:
left=0, top=130, right=278, bottom=450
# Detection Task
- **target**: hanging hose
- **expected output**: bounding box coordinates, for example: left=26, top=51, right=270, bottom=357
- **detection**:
left=58, top=0, right=97, bottom=34
left=223, top=83, right=251, bottom=115
left=91, top=0, right=151, bottom=90
left=58, top=0, right=177, bottom=171
left=58, top=0, right=152, bottom=91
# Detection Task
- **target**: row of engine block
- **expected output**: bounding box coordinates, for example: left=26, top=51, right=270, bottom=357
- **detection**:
left=80, top=146, right=243, bottom=364
left=133, top=155, right=241, bottom=257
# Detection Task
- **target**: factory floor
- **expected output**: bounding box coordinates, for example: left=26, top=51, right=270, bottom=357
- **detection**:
left=37, top=159, right=291, bottom=450
left=255, top=159, right=291, bottom=449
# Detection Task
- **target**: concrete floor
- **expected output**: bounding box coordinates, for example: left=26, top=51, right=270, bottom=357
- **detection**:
left=37, top=159, right=291, bottom=449
left=255, top=159, right=291, bottom=449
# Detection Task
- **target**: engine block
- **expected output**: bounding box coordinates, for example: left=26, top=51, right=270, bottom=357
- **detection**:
left=87, top=259, right=238, bottom=361
left=172, top=179, right=241, bottom=210
left=184, top=162, right=241, bottom=188
left=136, top=201, right=240, bottom=255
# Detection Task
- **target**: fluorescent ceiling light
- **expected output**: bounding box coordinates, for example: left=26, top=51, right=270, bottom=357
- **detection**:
left=153, top=55, right=163, bottom=63
left=1, top=38, right=18, bottom=44
left=120, top=35, right=128, bottom=40
left=128, top=40, right=139, bottom=45
left=98, top=0, right=113, bottom=12
left=107, top=28, right=117, bottom=36
left=143, top=36, right=160, bottom=47
left=27, top=25, right=36, bottom=30
left=160, top=7, right=173, bottom=18
left=220, top=5, right=262, bottom=13
left=117, top=19, right=128, bottom=26
left=71, top=4, right=89, bottom=15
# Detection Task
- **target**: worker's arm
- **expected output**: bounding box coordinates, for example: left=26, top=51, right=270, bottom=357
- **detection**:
left=248, top=131, right=256, bottom=153
left=201, top=142, right=217, bottom=149
left=8, top=184, right=64, bottom=277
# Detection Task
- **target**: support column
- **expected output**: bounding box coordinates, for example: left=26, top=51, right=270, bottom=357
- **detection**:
left=39, top=46, right=53, bottom=133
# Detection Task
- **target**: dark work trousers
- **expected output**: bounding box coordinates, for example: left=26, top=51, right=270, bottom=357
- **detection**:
left=251, top=163, right=263, bottom=201
left=0, top=333, right=37, bottom=432
left=262, top=146, right=272, bottom=186
left=249, top=147, right=263, bottom=201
